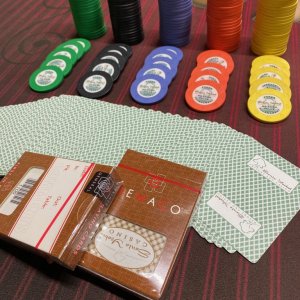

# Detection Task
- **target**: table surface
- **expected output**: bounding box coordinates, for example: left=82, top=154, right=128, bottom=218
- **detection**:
left=1, top=0, right=300, bottom=299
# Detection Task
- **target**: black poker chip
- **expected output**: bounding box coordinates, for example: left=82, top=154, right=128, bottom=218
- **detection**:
left=77, top=71, right=113, bottom=98
left=90, top=58, right=121, bottom=82
left=114, top=43, right=133, bottom=58
left=77, top=43, right=132, bottom=99
left=107, top=0, right=144, bottom=45
left=97, top=50, right=126, bottom=71
left=101, top=45, right=129, bottom=60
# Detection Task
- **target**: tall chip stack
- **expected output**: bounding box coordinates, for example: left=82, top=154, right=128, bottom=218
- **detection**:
left=158, top=0, right=193, bottom=47
left=68, top=0, right=106, bottom=39
left=107, top=0, right=144, bottom=45
left=206, top=0, right=244, bottom=52
left=251, top=0, right=298, bottom=56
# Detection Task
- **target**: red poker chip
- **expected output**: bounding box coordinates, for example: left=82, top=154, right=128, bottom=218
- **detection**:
left=206, top=0, right=244, bottom=52
left=196, top=62, right=229, bottom=77
left=188, top=69, right=228, bottom=89
left=185, top=80, right=226, bottom=112
left=196, top=50, right=234, bottom=75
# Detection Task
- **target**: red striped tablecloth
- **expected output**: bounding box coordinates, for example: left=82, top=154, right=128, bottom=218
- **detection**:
left=0, top=0, right=300, bottom=299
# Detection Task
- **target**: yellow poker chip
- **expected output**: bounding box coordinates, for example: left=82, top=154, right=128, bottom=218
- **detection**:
left=250, top=0, right=297, bottom=56
left=251, top=62, right=290, bottom=77
left=249, top=77, right=291, bottom=100
left=252, top=55, right=290, bottom=72
left=249, top=67, right=290, bottom=87
left=247, top=89, right=292, bottom=123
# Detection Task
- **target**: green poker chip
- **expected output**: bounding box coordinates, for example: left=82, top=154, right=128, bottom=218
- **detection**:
left=68, top=38, right=91, bottom=53
left=29, top=66, right=64, bottom=92
left=41, top=55, right=73, bottom=77
left=68, top=0, right=106, bottom=40
left=47, top=46, right=78, bottom=66
left=57, top=41, right=85, bottom=60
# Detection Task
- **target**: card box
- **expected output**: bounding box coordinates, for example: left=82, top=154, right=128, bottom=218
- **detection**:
left=80, top=150, right=207, bottom=299
left=0, top=152, right=121, bottom=269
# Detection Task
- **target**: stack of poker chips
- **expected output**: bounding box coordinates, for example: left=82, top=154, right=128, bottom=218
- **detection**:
left=185, top=50, right=234, bottom=112
left=247, top=55, right=292, bottom=123
left=77, top=44, right=132, bottom=99
left=107, top=0, right=144, bottom=45
left=68, top=0, right=106, bottom=40
left=158, top=0, right=192, bottom=47
left=29, top=39, right=91, bottom=93
left=206, top=0, right=244, bottom=52
left=251, top=0, right=298, bottom=56
left=130, top=46, right=183, bottom=105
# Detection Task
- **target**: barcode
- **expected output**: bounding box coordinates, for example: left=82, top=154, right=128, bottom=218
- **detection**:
left=10, top=178, right=37, bottom=205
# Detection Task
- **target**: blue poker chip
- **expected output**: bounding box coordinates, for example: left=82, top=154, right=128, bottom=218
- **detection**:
left=158, top=0, right=192, bottom=47
left=130, top=74, right=168, bottom=105
left=147, top=57, right=178, bottom=79
left=145, top=51, right=175, bottom=64
left=136, top=63, right=173, bottom=86
left=148, top=46, right=183, bottom=62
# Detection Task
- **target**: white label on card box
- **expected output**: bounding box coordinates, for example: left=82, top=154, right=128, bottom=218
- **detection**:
left=248, top=155, right=298, bottom=193
left=0, top=168, right=44, bottom=216
left=207, top=192, right=261, bottom=239
left=9, top=158, right=94, bottom=253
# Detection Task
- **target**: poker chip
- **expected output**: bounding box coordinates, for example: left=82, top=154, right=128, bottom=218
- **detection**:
left=47, top=47, right=78, bottom=66
left=149, top=46, right=184, bottom=62
left=90, top=59, right=120, bottom=82
left=249, top=67, right=290, bottom=87
left=68, top=38, right=91, bottom=53
left=100, top=45, right=128, bottom=59
left=108, top=0, right=144, bottom=45
left=249, top=77, right=291, bottom=99
left=68, top=0, right=106, bottom=39
left=29, top=39, right=91, bottom=93
left=145, top=52, right=174, bottom=63
left=29, top=66, right=64, bottom=92
left=247, top=89, right=292, bottom=123
left=130, top=46, right=182, bottom=104
left=196, top=50, right=235, bottom=74
left=192, top=64, right=229, bottom=81
left=151, top=60, right=173, bottom=72
left=58, top=41, right=85, bottom=60
left=76, top=44, right=132, bottom=99
left=251, top=55, right=290, bottom=74
left=186, top=50, right=234, bottom=112
left=247, top=56, right=292, bottom=123
left=130, top=74, right=169, bottom=105
left=251, top=0, right=297, bottom=55
left=42, top=55, right=73, bottom=77
left=77, top=71, right=113, bottom=99
left=158, top=0, right=192, bottom=47
left=185, top=81, right=226, bottom=112
left=98, top=51, right=126, bottom=71
left=196, top=63, right=224, bottom=75
left=146, top=57, right=178, bottom=79
left=188, top=70, right=228, bottom=89
left=206, top=0, right=244, bottom=52
left=114, top=43, right=133, bottom=58
left=136, top=64, right=173, bottom=86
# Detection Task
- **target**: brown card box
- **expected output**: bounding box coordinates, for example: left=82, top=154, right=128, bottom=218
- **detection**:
left=80, top=150, right=207, bottom=299
left=0, top=152, right=119, bottom=269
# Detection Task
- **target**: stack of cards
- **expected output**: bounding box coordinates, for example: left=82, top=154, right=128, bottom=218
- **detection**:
left=0, top=95, right=249, bottom=176
left=0, top=95, right=299, bottom=263
left=192, top=140, right=300, bottom=262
